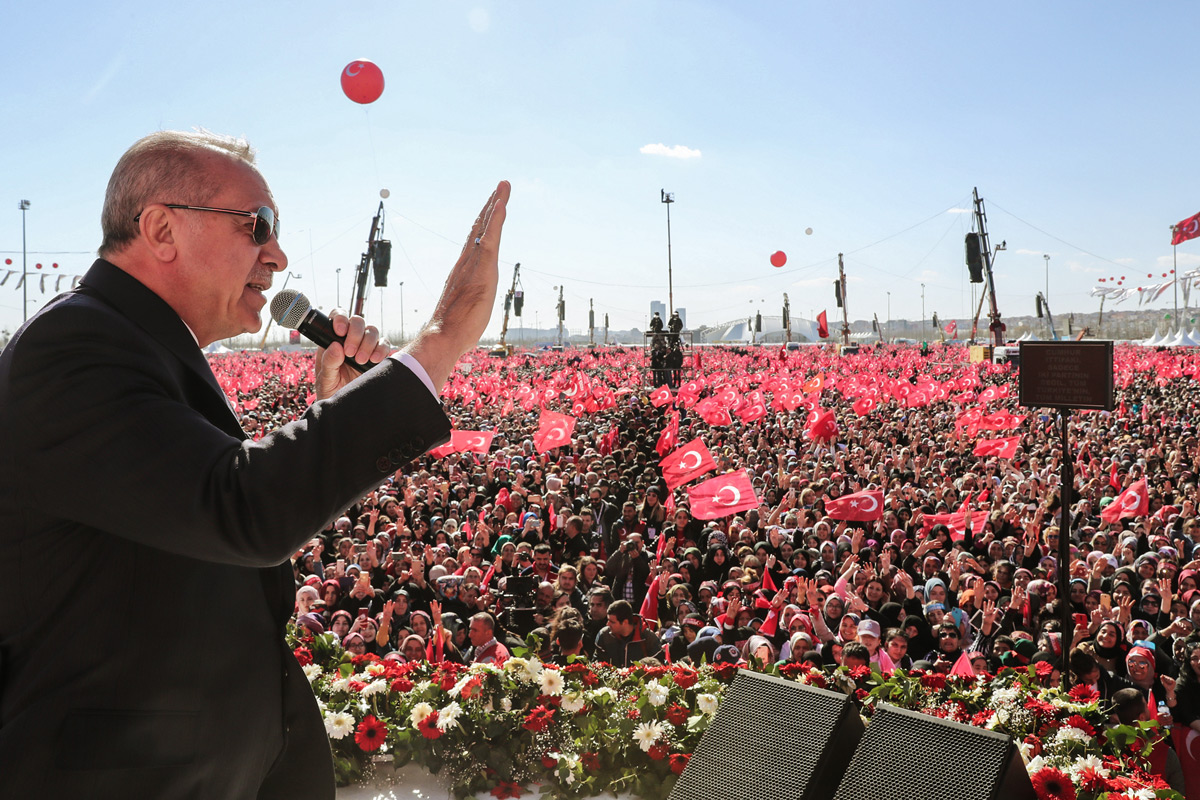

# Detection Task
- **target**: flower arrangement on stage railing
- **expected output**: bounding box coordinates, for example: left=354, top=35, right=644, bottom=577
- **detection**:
left=290, top=628, right=1181, bottom=800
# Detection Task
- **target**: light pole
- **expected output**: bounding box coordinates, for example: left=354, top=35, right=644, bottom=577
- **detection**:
left=920, top=283, right=926, bottom=342
left=661, top=190, right=674, bottom=316
left=1044, top=254, right=1050, bottom=309
left=335, top=268, right=341, bottom=308
left=398, top=281, right=405, bottom=342
left=886, top=291, right=891, bottom=343
left=19, top=200, right=30, bottom=323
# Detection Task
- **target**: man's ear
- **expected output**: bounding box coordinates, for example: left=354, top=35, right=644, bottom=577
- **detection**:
left=138, top=205, right=179, bottom=263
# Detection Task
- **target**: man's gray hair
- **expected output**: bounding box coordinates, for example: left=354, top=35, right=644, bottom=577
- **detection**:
left=99, top=130, right=256, bottom=257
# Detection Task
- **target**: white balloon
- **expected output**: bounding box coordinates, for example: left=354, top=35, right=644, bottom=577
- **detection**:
left=805, top=227, right=813, bottom=235
left=380, top=189, right=390, bottom=199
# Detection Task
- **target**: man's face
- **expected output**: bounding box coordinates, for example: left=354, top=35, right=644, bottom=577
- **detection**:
left=607, top=614, right=634, bottom=638
left=534, top=551, right=551, bottom=571
left=468, top=618, right=491, bottom=648
left=558, top=571, right=576, bottom=591
left=168, top=155, right=286, bottom=345
left=589, top=596, right=608, bottom=621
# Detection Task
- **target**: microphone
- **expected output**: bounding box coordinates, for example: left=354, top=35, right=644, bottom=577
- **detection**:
left=270, top=289, right=369, bottom=373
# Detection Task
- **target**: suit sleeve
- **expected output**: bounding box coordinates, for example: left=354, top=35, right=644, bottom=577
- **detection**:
left=10, top=304, right=450, bottom=567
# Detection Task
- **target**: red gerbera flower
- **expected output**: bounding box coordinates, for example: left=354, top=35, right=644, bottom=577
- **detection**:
left=848, top=665, right=871, bottom=681
left=666, top=703, right=690, bottom=726
left=779, top=663, right=805, bottom=679
left=541, top=754, right=558, bottom=770
left=417, top=712, right=443, bottom=740
left=1062, top=714, right=1096, bottom=736
left=293, top=647, right=313, bottom=666
left=581, top=752, right=601, bottom=772
left=354, top=715, right=388, bottom=752
left=669, top=753, right=690, bottom=775
left=491, top=780, right=524, bottom=799
left=919, top=672, right=947, bottom=691
left=1033, top=661, right=1055, bottom=680
left=522, top=704, right=556, bottom=733
left=390, top=677, right=414, bottom=693
left=648, top=742, right=670, bottom=761
left=1030, top=765, right=1076, bottom=800
left=673, top=668, right=699, bottom=689
left=626, top=707, right=641, bottom=720
left=1067, top=683, right=1100, bottom=703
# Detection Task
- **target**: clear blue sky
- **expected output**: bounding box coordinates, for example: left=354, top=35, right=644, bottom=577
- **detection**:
left=2, top=2, right=1197, bottom=340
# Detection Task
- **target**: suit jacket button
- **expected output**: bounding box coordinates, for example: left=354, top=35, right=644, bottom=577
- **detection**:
left=376, top=457, right=391, bottom=473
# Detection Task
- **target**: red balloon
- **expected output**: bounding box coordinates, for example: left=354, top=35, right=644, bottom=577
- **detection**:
left=3, top=258, right=10, bottom=265
left=35, top=263, right=42, bottom=270
left=1148, top=273, right=1153, bottom=278
left=1121, top=276, right=1126, bottom=280
left=341, top=59, right=384, bottom=104
left=1118, top=281, right=1123, bottom=285
left=52, top=262, right=58, bottom=269
left=770, top=251, right=787, bottom=268
left=1164, top=273, right=1169, bottom=277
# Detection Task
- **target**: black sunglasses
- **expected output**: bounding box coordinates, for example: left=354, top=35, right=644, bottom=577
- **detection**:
left=136, top=204, right=279, bottom=245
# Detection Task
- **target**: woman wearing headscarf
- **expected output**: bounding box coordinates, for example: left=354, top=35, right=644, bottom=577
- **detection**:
left=1081, top=620, right=1128, bottom=678
left=701, top=543, right=732, bottom=584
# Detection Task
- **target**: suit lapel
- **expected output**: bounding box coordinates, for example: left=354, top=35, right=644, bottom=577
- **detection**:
left=78, top=260, right=247, bottom=440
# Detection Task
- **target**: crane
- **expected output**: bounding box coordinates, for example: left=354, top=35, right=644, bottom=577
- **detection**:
left=494, top=262, right=522, bottom=355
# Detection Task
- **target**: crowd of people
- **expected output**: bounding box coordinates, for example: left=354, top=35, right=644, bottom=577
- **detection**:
left=256, top=340, right=1200, bottom=789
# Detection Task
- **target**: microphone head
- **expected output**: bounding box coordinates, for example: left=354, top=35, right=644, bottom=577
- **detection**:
left=270, top=289, right=310, bottom=329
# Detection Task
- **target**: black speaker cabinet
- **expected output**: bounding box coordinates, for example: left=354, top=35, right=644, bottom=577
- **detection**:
left=669, top=669, right=864, bottom=800
left=833, top=703, right=1035, bottom=800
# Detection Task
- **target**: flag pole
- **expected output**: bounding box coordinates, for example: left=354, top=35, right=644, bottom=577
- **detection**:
left=1173, top=229, right=1179, bottom=333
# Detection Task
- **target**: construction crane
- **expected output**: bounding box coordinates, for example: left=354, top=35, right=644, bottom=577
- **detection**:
left=494, top=263, right=522, bottom=355
left=1036, top=292, right=1059, bottom=341
left=967, top=188, right=1006, bottom=347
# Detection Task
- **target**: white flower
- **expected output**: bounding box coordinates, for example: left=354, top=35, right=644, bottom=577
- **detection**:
left=449, top=675, right=472, bottom=698
left=646, top=681, right=669, bottom=707
left=522, top=659, right=544, bottom=684
left=1128, top=789, right=1155, bottom=800
left=361, top=679, right=389, bottom=698
left=437, top=701, right=463, bottom=730
left=357, top=700, right=369, bottom=715
left=588, top=687, right=617, bottom=703
left=1068, top=755, right=1109, bottom=780
left=633, top=721, right=665, bottom=752
left=696, top=693, right=719, bottom=715
left=501, top=697, right=513, bottom=712
left=410, top=702, right=435, bottom=726
left=1053, top=726, right=1092, bottom=747
left=329, top=678, right=350, bottom=693
left=561, top=691, right=586, bottom=714
left=302, top=663, right=322, bottom=683
left=539, top=667, right=565, bottom=696
left=324, top=711, right=355, bottom=740
left=365, top=663, right=385, bottom=677
left=504, top=657, right=530, bottom=677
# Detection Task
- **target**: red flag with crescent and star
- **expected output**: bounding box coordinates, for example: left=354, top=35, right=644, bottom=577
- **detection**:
left=1101, top=478, right=1149, bottom=524
left=973, top=435, right=1020, bottom=459
left=687, top=471, right=760, bottom=520
left=817, top=311, right=829, bottom=339
left=649, top=385, right=674, bottom=408
left=655, top=411, right=680, bottom=457
left=824, top=490, right=884, bottom=522
left=661, top=437, right=718, bottom=490
left=805, top=407, right=838, bottom=442
left=1172, top=212, right=1200, bottom=246
left=450, top=429, right=495, bottom=454
left=533, top=410, right=576, bottom=453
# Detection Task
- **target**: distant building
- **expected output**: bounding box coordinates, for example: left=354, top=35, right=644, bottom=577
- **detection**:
left=674, top=308, right=687, bottom=329
left=650, top=300, right=666, bottom=322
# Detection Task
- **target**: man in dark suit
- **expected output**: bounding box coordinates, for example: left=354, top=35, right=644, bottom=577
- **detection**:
left=0, top=130, right=510, bottom=799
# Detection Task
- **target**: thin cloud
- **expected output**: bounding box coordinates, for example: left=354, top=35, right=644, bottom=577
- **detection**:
left=946, top=208, right=971, bottom=214
left=639, top=143, right=702, bottom=159
left=1015, top=248, right=1045, bottom=256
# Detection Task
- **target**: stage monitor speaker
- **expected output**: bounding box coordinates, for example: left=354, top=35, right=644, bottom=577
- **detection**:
left=833, top=704, right=1035, bottom=800
left=965, top=232, right=984, bottom=283
left=668, top=669, right=863, bottom=800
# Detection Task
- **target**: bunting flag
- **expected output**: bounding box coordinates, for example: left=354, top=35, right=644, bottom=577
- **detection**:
left=973, top=435, right=1020, bottom=459
left=1101, top=479, right=1149, bottom=524
left=949, top=650, right=976, bottom=678
left=533, top=410, right=576, bottom=453
left=823, top=490, right=884, bottom=522
left=817, top=310, right=829, bottom=339
left=660, top=437, right=718, bottom=490
left=1172, top=211, right=1200, bottom=246
left=687, top=471, right=760, bottom=520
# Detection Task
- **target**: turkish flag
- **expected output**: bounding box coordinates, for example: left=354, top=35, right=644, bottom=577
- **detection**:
left=661, top=437, right=718, bottom=490
left=655, top=411, right=680, bottom=458
left=824, top=490, right=884, bottom=522
left=736, top=400, right=768, bottom=424
left=973, top=435, right=1020, bottom=459
left=944, top=320, right=957, bottom=338
left=1109, top=461, right=1122, bottom=490
left=450, top=429, right=495, bottom=454
left=852, top=397, right=877, bottom=416
left=979, top=410, right=1024, bottom=431
left=533, top=410, right=576, bottom=453
left=805, top=408, right=838, bottom=442
left=688, top=471, right=760, bottom=520
left=1101, top=478, right=1149, bottom=524
left=649, top=385, right=673, bottom=408
left=428, top=442, right=457, bottom=459
left=1173, top=211, right=1200, bottom=245
left=922, top=510, right=987, bottom=542
left=817, top=310, right=829, bottom=339
left=801, top=373, right=824, bottom=394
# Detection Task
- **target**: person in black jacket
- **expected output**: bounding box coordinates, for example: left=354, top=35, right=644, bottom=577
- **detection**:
left=594, top=600, right=662, bottom=666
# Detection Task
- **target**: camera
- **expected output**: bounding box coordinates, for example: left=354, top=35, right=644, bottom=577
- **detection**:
left=500, top=575, right=538, bottom=637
